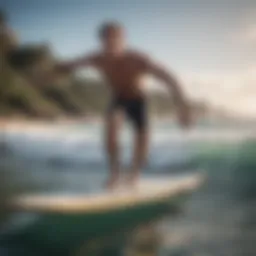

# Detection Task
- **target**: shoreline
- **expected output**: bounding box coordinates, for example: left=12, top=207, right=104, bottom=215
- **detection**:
left=0, top=116, right=94, bottom=132
left=0, top=115, right=177, bottom=131
left=1, top=115, right=254, bottom=134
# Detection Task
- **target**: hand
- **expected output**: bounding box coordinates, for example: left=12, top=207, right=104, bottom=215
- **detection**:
left=177, top=104, right=192, bottom=129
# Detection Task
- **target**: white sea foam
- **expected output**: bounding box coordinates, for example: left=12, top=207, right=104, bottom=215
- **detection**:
left=0, top=122, right=254, bottom=168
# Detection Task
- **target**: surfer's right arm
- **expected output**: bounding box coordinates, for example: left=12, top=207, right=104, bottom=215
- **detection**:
left=56, top=53, right=100, bottom=72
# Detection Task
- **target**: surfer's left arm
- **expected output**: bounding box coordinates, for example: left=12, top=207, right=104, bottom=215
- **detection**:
left=143, top=56, right=191, bottom=128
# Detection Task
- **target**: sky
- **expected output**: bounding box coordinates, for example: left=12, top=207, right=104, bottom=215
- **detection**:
left=1, top=0, right=256, bottom=117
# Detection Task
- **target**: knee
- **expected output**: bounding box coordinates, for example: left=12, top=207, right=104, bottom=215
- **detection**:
left=106, top=129, right=118, bottom=149
left=135, top=128, right=148, bottom=140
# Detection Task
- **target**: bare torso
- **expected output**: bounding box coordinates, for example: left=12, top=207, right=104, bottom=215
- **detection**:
left=93, top=50, right=148, bottom=99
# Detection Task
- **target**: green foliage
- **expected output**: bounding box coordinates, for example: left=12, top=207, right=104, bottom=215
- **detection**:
left=0, top=64, right=61, bottom=118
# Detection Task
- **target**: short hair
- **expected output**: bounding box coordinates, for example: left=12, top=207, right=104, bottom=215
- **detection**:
left=98, top=21, right=123, bottom=39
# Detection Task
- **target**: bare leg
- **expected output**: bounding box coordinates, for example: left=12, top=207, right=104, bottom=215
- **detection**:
left=105, top=110, right=123, bottom=190
left=128, top=128, right=149, bottom=186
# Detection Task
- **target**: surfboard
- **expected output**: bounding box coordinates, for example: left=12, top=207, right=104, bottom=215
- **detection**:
left=13, top=173, right=203, bottom=214
left=9, top=173, right=204, bottom=253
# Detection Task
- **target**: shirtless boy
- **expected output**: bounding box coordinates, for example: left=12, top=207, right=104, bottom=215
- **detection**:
left=60, top=21, right=191, bottom=189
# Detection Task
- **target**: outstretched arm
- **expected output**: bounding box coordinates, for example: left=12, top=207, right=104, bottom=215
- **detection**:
left=145, top=58, right=191, bottom=128
left=56, top=53, right=99, bottom=73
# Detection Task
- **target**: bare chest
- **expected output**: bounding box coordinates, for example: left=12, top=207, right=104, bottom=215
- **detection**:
left=98, top=57, right=143, bottom=84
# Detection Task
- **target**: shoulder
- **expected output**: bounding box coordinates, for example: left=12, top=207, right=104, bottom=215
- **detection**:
left=126, top=49, right=152, bottom=70
left=126, top=49, right=150, bottom=61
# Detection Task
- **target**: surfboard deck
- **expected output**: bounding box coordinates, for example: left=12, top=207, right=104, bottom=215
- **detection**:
left=7, top=173, right=204, bottom=253
left=13, top=173, right=203, bottom=214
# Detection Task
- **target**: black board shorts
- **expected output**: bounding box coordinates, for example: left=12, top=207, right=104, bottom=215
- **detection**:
left=108, top=96, right=147, bottom=131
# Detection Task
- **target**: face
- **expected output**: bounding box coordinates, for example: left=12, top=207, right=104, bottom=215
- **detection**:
left=101, top=28, right=125, bottom=54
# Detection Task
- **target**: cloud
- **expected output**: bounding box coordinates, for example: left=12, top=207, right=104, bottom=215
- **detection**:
left=237, top=8, right=256, bottom=45
left=243, top=25, right=256, bottom=44
left=182, top=67, right=256, bottom=117
left=143, top=66, right=256, bottom=117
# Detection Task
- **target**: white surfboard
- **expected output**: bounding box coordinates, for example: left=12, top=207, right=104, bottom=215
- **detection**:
left=12, top=173, right=204, bottom=214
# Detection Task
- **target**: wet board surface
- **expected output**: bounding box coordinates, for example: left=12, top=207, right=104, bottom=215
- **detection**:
left=13, top=173, right=204, bottom=214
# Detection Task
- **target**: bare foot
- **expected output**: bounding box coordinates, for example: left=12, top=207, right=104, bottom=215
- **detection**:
left=105, top=175, right=119, bottom=191
left=126, top=172, right=140, bottom=189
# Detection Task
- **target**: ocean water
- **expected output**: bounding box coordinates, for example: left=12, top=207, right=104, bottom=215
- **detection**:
left=0, top=121, right=255, bottom=255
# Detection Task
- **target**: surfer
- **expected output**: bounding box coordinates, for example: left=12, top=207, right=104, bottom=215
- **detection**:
left=59, top=21, right=191, bottom=189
